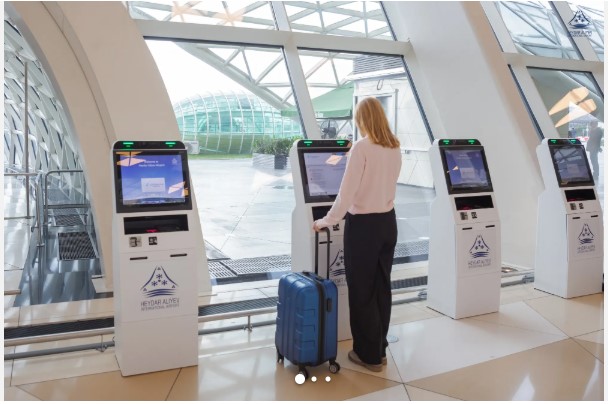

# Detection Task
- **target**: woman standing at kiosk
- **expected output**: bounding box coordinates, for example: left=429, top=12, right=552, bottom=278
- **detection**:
left=313, top=97, right=401, bottom=372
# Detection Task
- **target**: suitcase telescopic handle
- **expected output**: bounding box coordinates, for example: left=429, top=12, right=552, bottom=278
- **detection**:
left=314, top=227, right=331, bottom=279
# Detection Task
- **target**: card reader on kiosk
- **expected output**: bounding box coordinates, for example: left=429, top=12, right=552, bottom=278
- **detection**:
left=427, top=139, right=501, bottom=319
left=111, top=140, right=199, bottom=376
left=535, top=138, right=603, bottom=298
left=290, top=139, right=352, bottom=341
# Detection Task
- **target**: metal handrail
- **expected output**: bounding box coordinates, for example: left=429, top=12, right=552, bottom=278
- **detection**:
left=4, top=305, right=278, bottom=348
left=3, top=171, right=39, bottom=220
left=43, top=169, right=87, bottom=235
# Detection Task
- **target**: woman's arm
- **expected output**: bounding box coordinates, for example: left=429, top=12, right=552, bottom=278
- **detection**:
left=313, top=143, right=365, bottom=230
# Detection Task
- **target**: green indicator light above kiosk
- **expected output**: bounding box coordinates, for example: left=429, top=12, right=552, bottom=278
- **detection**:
left=442, top=140, right=450, bottom=144
left=550, top=139, right=557, bottom=144
left=336, top=140, right=346, bottom=145
left=165, top=141, right=176, bottom=148
left=467, top=139, right=476, bottom=144
left=303, top=140, right=313, bottom=146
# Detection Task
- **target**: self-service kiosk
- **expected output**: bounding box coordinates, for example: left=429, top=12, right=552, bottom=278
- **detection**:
left=290, top=139, right=352, bottom=341
left=111, top=140, right=199, bottom=376
left=535, top=138, right=603, bottom=298
left=427, top=139, right=501, bottom=319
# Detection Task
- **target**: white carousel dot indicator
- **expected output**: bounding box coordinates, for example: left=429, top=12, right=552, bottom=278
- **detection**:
left=325, top=376, right=331, bottom=382
left=311, top=376, right=317, bottom=382
left=295, top=374, right=306, bottom=385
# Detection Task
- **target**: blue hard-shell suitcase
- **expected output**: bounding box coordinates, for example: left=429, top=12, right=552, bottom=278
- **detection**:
left=275, top=228, right=340, bottom=379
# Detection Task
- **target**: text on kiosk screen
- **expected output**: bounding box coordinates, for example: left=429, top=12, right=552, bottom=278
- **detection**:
left=444, top=149, right=489, bottom=189
left=551, top=146, right=592, bottom=185
left=303, top=152, right=347, bottom=197
left=119, top=154, right=187, bottom=205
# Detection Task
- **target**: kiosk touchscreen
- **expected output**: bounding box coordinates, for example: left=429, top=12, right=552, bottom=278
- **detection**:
left=291, top=139, right=352, bottom=341
left=535, top=139, right=603, bottom=298
left=427, top=139, right=501, bottom=319
left=111, top=141, right=199, bottom=376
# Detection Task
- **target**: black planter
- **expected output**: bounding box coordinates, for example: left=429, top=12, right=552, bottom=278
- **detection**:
left=274, top=154, right=288, bottom=169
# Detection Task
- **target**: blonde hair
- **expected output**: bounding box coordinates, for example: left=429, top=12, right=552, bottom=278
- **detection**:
left=354, top=97, right=400, bottom=148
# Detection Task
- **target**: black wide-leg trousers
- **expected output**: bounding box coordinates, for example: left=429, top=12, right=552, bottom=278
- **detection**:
left=344, top=209, right=397, bottom=365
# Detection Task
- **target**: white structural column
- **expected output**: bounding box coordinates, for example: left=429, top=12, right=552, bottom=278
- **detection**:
left=383, top=2, right=545, bottom=269
left=7, top=1, right=212, bottom=294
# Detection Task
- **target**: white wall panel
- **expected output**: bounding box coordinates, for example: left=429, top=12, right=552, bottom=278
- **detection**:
left=384, top=1, right=545, bottom=269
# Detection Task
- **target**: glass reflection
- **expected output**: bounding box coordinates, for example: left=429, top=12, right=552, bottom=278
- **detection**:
left=528, top=68, right=603, bottom=205
left=496, top=1, right=581, bottom=59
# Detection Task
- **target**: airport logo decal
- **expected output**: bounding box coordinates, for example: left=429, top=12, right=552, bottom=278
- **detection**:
left=140, top=266, right=180, bottom=312
left=329, top=249, right=347, bottom=288
left=577, top=223, right=595, bottom=254
left=578, top=224, right=594, bottom=244
left=469, top=235, right=490, bottom=258
left=468, top=235, right=492, bottom=269
left=568, top=10, right=591, bottom=29
left=568, top=9, right=592, bottom=38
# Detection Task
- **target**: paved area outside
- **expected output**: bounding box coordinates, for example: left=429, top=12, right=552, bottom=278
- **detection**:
left=188, top=158, right=435, bottom=260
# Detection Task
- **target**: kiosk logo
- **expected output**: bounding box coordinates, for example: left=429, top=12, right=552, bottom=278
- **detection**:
left=568, top=10, right=593, bottom=37
left=469, top=235, right=490, bottom=258
left=141, top=266, right=178, bottom=298
left=140, top=266, right=180, bottom=312
left=577, top=224, right=595, bottom=254
left=329, top=249, right=346, bottom=288
left=468, top=235, right=492, bottom=269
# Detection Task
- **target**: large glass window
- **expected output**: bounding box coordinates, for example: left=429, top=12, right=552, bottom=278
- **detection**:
left=298, top=49, right=434, bottom=260
left=527, top=68, right=603, bottom=204
left=284, top=1, right=394, bottom=40
left=496, top=1, right=581, bottom=59
left=147, top=40, right=303, bottom=266
left=128, top=1, right=276, bottom=29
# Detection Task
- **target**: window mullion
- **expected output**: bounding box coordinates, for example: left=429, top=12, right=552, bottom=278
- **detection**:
left=510, top=64, right=560, bottom=139
left=480, top=2, right=518, bottom=53
left=282, top=41, right=318, bottom=140
left=270, top=1, right=290, bottom=31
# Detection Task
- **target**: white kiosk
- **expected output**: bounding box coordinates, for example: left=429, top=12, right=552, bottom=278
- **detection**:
left=427, top=139, right=501, bottom=319
left=111, top=140, right=199, bottom=376
left=290, top=139, right=352, bottom=341
left=535, top=138, right=603, bottom=298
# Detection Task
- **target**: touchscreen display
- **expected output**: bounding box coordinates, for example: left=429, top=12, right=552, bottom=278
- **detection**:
left=302, top=152, right=347, bottom=199
left=441, top=148, right=492, bottom=194
left=116, top=153, right=188, bottom=207
left=550, top=145, right=593, bottom=187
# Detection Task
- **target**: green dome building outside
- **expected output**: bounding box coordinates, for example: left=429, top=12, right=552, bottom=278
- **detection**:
left=173, top=91, right=303, bottom=155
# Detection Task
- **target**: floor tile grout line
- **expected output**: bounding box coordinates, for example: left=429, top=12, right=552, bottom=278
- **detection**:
left=570, top=335, right=604, bottom=363
left=165, top=367, right=182, bottom=401
left=521, top=298, right=579, bottom=337
left=12, top=385, right=45, bottom=401
left=404, top=383, right=462, bottom=401
left=466, top=316, right=569, bottom=338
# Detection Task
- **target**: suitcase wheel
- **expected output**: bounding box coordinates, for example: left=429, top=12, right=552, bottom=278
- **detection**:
left=276, top=348, right=284, bottom=363
left=298, top=366, right=309, bottom=380
left=329, top=361, right=340, bottom=374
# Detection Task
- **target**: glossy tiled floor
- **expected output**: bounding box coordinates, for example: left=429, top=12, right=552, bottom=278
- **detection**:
left=4, top=282, right=603, bottom=401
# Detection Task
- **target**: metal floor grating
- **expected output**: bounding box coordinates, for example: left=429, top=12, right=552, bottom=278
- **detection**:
left=46, top=189, right=72, bottom=203
left=58, top=232, right=97, bottom=260
left=223, top=257, right=289, bottom=275
left=198, top=297, right=278, bottom=316
left=208, top=261, right=237, bottom=279
left=54, top=215, right=84, bottom=226
left=50, top=208, right=82, bottom=216
left=391, top=276, right=428, bottom=290
left=394, top=240, right=429, bottom=257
